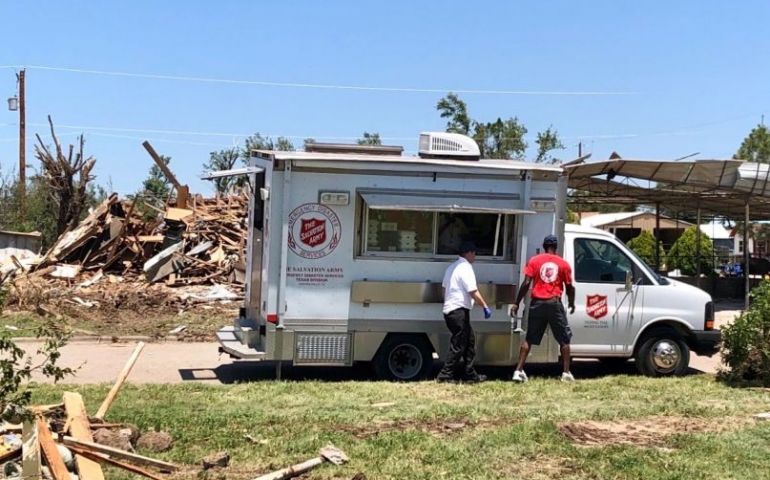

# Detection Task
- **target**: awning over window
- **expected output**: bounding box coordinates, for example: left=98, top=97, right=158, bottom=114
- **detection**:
left=360, top=192, right=535, bottom=215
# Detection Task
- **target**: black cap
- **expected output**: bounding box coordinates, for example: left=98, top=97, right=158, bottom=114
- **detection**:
left=459, top=241, right=477, bottom=254
left=543, top=235, right=558, bottom=248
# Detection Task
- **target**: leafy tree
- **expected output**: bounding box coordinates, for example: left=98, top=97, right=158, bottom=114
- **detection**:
left=357, top=132, right=382, bottom=145
left=719, top=279, right=770, bottom=386
left=303, top=138, right=316, bottom=150
left=735, top=124, right=770, bottom=163
left=667, top=226, right=714, bottom=275
left=141, top=155, right=172, bottom=201
left=436, top=93, right=471, bottom=134
left=435, top=92, right=561, bottom=161
left=535, top=126, right=565, bottom=164
left=242, top=133, right=294, bottom=159
left=627, top=231, right=666, bottom=267
left=203, top=148, right=240, bottom=195
left=0, top=312, right=73, bottom=422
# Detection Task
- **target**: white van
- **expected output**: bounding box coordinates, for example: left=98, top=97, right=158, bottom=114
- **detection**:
left=215, top=132, right=720, bottom=380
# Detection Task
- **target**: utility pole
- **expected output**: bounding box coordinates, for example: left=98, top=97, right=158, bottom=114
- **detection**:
left=578, top=141, right=582, bottom=157
left=17, top=69, right=26, bottom=219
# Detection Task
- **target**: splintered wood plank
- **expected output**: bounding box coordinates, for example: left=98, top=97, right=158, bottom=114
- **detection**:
left=21, top=419, right=41, bottom=479
left=63, top=392, right=105, bottom=480
left=37, top=417, right=71, bottom=480
left=95, top=342, right=145, bottom=419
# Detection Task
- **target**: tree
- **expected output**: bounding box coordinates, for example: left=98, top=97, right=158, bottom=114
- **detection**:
left=436, top=93, right=471, bottom=134
left=435, top=92, right=561, bottom=161
left=34, top=116, right=97, bottom=235
left=719, top=279, right=770, bottom=386
left=535, top=126, right=565, bottom=164
left=667, top=226, right=715, bottom=276
left=627, top=231, right=666, bottom=267
left=242, top=133, right=294, bottom=159
left=357, top=132, right=382, bottom=145
left=735, top=124, right=770, bottom=163
left=203, top=148, right=240, bottom=195
left=141, top=155, right=172, bottom=201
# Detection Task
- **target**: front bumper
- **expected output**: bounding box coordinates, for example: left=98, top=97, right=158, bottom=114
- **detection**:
left=690, top=329, right=722, bottom=356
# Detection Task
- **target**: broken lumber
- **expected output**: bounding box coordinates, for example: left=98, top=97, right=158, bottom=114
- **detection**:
left=252, top=445, right=349, bottom=480
left=95, top=341, right=146, bottom=419
left=21, top=419, right=41, bottom=479
left=68, top=446, right=166, bottom=480
left=61, top=436, right=179, bottom=472
left=63, top=391, right=106, bottom=480
left=37, top=417, right=71, bottom=480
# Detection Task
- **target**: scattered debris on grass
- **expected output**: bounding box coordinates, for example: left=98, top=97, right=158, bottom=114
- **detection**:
left=253, top=444, right=348, bottom=480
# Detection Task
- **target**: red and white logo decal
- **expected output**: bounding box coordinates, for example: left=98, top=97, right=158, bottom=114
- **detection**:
left=539, top=262, right=559, bottom=284
left=288, top=203, right=341, bottom=259
left=586, top=294, right=608, bottom=319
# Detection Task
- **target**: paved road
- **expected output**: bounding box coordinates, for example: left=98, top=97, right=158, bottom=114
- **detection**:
left=21, top=303, right=740, bottom=384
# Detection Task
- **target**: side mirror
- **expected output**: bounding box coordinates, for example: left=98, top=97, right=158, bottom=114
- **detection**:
left=625, top=271, right=633, bottom=291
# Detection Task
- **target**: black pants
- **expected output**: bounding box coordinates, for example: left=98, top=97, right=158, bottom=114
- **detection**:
left=438, top=308, right=478, bottom=379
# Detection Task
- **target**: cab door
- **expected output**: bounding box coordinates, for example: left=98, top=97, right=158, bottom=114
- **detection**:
left=567, top=236, right=640, bottom=356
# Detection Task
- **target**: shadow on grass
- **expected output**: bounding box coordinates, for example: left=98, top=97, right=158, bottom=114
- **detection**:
left=182, top=358, right=707, bottom=384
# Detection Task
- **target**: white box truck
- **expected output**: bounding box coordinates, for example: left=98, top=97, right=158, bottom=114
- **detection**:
left=216, top=132, right=720, bottom=380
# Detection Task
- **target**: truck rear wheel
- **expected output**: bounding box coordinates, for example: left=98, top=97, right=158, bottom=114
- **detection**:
left=635, top=328, right=690, bottom=377
left=373, top=334, right=433, bottom=381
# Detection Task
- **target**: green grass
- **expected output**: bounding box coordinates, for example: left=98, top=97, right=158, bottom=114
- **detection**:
left=29, top=375, right=770, bottom=479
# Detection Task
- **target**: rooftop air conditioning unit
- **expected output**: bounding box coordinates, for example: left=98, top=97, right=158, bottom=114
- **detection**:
left=418, top=132, right=480, bottom=160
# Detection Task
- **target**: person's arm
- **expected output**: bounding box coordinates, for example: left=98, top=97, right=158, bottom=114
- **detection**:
left=565, top=283, right=576, bottom=314
left=470, top=289, right=488, bottom=309
left=510, top=276, right=532, bottom=316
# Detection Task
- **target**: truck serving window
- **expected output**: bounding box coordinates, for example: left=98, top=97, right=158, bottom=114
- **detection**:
left=363, top=206, right=514, bottom=260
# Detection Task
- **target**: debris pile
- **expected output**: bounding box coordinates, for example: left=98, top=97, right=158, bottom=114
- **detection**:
left=0, top=343, right=179, bottom=479
left=28, top=192, right=249, bottom=286
left=0, top=192, right=248, bottom=335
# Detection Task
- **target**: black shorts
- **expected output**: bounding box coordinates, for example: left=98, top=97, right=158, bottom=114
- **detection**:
left=526, top=298, right=572, bottom=346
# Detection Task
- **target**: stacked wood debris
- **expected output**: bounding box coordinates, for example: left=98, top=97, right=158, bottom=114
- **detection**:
left=2, top=191, right=248, bottom=289
left=0, top=343, right=179, bottom=479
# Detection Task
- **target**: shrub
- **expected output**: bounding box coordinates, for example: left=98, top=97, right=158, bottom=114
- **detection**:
left=667, top=226, right=714, bottom=276
left=626, top=231, right=666, bottom=267
left=719, top=280, right=770, bottom=386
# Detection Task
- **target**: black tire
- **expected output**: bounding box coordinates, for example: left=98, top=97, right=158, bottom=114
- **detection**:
left=373, top=334, right=434, bottom=381
left=634, top=328, right=690, bottom=377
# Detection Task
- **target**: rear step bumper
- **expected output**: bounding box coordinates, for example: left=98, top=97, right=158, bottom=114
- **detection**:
left=216, top=326, right=267, bottom=360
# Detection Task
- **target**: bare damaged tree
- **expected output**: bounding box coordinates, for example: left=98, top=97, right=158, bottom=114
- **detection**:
left=34, top=116, right=96, bottom=235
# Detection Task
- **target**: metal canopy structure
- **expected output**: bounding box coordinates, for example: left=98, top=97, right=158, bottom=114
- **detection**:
left=565, top=158, right=770, bottom=307
left=566, top=159, right=770, bottom=219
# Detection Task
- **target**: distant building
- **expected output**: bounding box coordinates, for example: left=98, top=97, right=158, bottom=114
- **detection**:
left=578, top=211, right=691, bottom=248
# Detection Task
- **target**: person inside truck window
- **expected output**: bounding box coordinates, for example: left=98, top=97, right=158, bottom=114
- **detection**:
left=437, top=214, right=469, bottom=255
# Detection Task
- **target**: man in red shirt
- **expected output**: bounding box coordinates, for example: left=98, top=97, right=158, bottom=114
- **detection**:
left=510, top=235, right=576, bottom=382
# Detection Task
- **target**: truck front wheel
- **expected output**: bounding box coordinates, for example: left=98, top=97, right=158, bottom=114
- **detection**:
left=373, top=334, right=433, bottom=381
left=635, top=328, right=690, bottom=377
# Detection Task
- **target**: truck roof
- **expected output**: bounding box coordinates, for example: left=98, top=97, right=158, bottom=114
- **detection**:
left=565, top=223, right=615, bottom=237
left=254, top=150, right=563, bottom=174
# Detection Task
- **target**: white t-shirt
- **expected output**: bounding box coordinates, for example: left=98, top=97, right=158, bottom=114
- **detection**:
left=442, top=257, right=478, bottom=314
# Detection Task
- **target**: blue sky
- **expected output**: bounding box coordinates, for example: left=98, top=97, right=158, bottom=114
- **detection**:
left=1, top=1, right=768, bottom=195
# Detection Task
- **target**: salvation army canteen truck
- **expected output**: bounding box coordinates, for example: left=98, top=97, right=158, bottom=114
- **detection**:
left=215, top=132, right=721, bottom=380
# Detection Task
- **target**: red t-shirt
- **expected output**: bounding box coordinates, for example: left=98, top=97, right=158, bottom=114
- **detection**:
left=523, top=253, right=573, bottom=300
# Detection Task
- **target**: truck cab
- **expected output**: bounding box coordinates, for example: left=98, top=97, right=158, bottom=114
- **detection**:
left=564, top=223, right=720, bottom=375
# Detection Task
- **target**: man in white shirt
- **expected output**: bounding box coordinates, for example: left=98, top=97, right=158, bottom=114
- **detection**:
left=436, top=241, right=493, bottom=383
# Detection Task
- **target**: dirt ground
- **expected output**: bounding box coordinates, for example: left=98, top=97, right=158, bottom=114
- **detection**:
left=558, top=415, right=750, bottom=448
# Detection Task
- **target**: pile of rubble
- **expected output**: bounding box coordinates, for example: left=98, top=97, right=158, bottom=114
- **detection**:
left=0, top=192, right=249, bottom=331
left=32, top=191, right=249, bottom=286
left=0, top=344, right=178, bottom=479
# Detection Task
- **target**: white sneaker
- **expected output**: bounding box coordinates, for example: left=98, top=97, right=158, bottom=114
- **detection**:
left=561, top=372, right=575, bottom=382
left=512, top=370, right=528, bottom=383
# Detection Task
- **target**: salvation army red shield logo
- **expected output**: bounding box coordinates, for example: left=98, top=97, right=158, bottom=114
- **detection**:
left=586, top=294, right=608, bottom=319
left=300, top=217, right=326, bottom=247
left=288, top=203, right=341, bottom=259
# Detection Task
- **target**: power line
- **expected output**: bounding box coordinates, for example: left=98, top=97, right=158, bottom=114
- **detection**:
left=5, top=64, right=638, bottom=96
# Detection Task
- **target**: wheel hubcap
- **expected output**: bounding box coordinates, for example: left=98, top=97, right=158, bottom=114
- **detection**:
left=388, top=344, right=423, bottom=379
left=650, top=340, right=681, bottom=372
